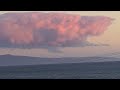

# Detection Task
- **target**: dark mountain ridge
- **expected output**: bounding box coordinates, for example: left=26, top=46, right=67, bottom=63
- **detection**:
left=0, top=54, right=119, bottom=66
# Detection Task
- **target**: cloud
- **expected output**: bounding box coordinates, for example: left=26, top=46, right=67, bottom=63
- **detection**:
left=0, top=12, right=114, bottom=52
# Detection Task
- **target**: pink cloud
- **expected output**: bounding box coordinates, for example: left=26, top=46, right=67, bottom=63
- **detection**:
left=0, top=12, right=114, bottom=50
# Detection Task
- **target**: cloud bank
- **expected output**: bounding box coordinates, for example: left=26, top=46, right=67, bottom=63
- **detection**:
left=0, top=12, right=114, bottom=50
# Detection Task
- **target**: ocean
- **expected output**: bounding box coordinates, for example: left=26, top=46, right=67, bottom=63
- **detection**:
left=0, top=61, right=120, bottom=79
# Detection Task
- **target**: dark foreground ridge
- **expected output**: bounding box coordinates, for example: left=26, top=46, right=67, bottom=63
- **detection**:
left=0, top=54, right=119, bottom=66
left=0, top=59, right=120, bottom=79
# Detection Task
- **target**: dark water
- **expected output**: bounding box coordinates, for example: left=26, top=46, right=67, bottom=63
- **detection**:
left=0, top=61, right=120, bottom=79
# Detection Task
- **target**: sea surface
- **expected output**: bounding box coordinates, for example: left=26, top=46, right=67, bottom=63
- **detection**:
left=0, top=61, right=120, bottom=79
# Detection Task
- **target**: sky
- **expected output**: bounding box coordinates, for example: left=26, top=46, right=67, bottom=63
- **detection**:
left=0, top=11, right=119, bottom=58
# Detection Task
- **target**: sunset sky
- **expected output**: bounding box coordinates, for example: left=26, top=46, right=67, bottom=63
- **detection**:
left=0, top=11, right=119, bottom=58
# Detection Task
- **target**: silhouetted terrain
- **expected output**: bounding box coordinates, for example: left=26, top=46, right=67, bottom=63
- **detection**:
left=0, top=54, right=120, bottom=79
left=1, top=61, right=120, bottom=79
left=0, top=54, right=119, bottom=66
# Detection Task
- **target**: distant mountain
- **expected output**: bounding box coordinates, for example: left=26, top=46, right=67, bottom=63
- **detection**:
left=0, top=54, right=120, bottom=66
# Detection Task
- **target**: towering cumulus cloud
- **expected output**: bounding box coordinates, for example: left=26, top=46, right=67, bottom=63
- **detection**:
left=0, top=12, right=114, bottom=50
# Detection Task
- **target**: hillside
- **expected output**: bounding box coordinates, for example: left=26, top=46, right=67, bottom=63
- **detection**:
left=0, top=54, right=119, bottom=66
